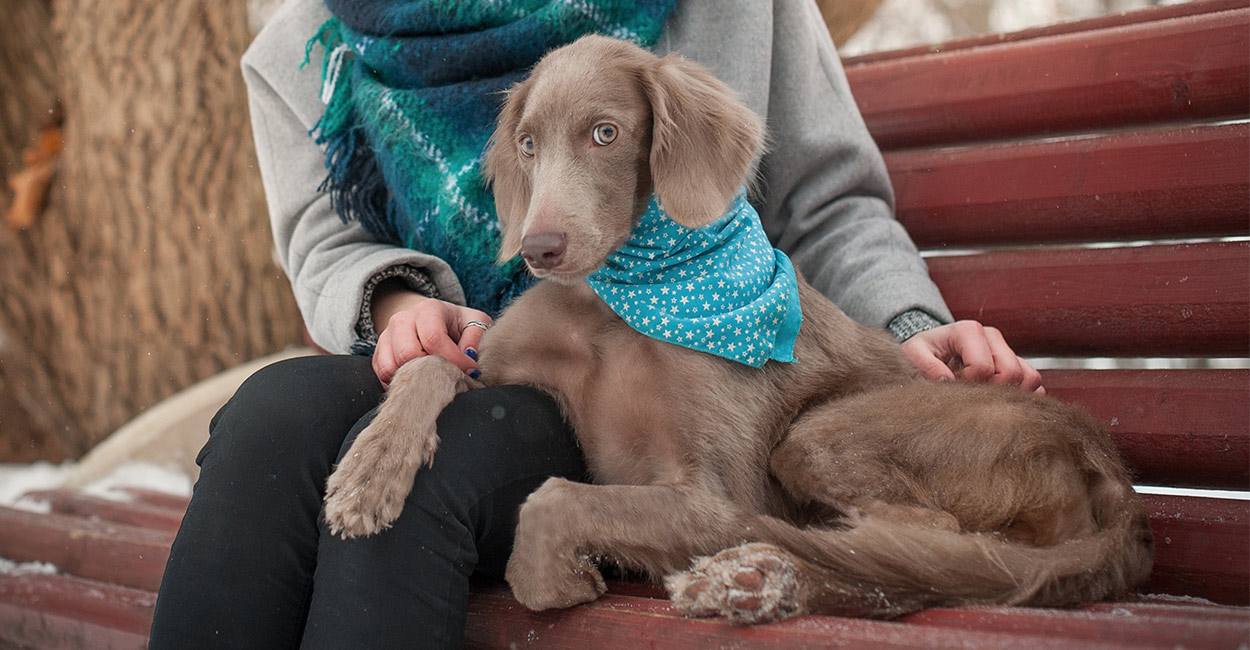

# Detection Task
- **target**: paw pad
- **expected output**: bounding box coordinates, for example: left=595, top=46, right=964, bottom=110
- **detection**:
left=667, top=543, right=801, bottom=624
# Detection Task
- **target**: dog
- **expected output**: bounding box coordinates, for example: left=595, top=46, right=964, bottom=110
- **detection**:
left=323, top=34, right=1154, bottom=623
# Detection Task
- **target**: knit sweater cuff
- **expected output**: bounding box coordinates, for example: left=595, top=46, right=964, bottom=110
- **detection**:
left=886, top=309, right=945, bottom=342
left=351, top=264, right=441, bottom=355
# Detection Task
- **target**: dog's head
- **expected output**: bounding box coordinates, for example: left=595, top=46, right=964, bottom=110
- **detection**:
left=483, top=34, right=763, bottom=282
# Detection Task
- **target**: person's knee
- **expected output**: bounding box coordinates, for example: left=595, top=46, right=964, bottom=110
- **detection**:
left=201, top=355, right=383, bottom=470
left=437, top=386, right=582, bottom=467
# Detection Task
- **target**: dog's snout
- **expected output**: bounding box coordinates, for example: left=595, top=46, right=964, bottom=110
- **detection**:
left=521, top=231, right=568, bottom=270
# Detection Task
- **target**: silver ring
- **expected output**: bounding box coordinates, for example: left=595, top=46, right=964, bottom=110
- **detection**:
left=463, top=320, right=491, bottom=332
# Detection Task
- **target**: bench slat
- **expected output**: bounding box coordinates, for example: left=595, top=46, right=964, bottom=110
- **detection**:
left=902, top=603, right=1250, bottom=648
left=1141, top=494, right=1250, bottom=606
left=23, top=489, right=186, bottom=533
left=0, top=573, right=154, bottom=648
left=0, top=506, right=171, bottom=592
left=846, top=6, right=1250, bottom=148
left=928, top=241, right=1249, bottom=357
left=845, top=0, right=1249, bottom=65
left=1042, top=369, right=1249, bottom=490
left=887, top=122, right=1249, bottom=247
left=465, top=587, right=1110, bottom=649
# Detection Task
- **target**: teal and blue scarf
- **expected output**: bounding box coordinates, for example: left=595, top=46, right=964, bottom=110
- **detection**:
left=587, top=192, right=804, bottom=368
left=308, top=0, right=676, bottom=315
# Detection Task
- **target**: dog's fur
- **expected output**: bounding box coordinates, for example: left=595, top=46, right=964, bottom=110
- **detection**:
left=323, top=35, right=1154, bottom=623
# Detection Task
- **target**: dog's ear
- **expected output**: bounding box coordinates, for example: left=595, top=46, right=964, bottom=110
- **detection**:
left=642, top=56, right=763, bottom=228
left=483, top=79, right=533, bottom=263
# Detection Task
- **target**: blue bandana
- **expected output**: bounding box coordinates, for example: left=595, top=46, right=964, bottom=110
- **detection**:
left=586, top=192, right=803, bottom=368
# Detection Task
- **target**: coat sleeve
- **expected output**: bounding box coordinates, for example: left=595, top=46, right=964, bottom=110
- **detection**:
left=240, top=0, right=469, bottom=354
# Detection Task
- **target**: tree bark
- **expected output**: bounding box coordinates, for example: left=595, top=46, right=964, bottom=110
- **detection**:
left=0, top=0, right=303, bottom=461
left=816, top=0, right=886, bottom=47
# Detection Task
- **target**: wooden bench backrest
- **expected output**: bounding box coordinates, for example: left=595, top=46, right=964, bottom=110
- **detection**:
left=844, top=0, right=1249, bottom=606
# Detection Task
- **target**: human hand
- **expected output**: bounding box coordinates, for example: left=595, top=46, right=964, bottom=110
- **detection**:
left=373, top=295, right=492, bottom=386
left=901, top=320, right=1044, bottom=393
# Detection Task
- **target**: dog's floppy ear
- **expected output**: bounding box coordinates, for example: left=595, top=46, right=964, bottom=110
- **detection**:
left=642, top=56, right=763, bottom=228
left=483, top=79, right=533, bottom=263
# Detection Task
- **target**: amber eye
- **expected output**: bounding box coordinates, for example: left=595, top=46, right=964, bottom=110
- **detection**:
left=592, top=123, right=618, bottom=146
left=519, top=135, right=535, bottom=158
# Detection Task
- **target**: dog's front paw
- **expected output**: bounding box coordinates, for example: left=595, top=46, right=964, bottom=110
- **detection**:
left=507, top=551, right=607, bottom=611
left=323, top=417, right=439, bottom=539
left=505, top=478, right=607, bottom=610
left=666, top=543, right=802, bottom=624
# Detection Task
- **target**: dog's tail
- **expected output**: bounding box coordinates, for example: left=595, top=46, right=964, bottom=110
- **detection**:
left=747, top=475, right=1155, bottom=617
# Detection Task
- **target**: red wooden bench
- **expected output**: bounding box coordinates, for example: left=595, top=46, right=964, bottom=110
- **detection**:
left=1, top=1, right=1246, bottom=647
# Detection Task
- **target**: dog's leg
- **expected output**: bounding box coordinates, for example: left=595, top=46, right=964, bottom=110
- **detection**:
left=505, top=477, right=749, bottom=611
left=324, top=356, right=476, bottom=538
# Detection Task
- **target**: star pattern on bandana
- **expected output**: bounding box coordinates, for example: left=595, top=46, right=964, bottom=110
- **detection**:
left=586, top=192, right=803, bottom=368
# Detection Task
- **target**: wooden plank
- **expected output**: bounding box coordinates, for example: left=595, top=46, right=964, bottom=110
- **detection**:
left=902, top=603, right=1250, bottom=648
left=927, top=241, right=1249, bottom=357
left=887, top=123, right=1249, bottom=248
left=0, top=573, right=153, bottom=649
left=0, top=506, right=172, bottom=592
left=1144, top=494, right=1250, bottom=606
left=1042, top=369, right=1249, bottom=490
left=846, top=7, right=1250, bottom=148
left=845, top=0, right=1249, bottom=65
left=465, top=586, right=1129, bottom=649
left=116, top=488, right=189, bottom=513
left=23, top=490, right=185, bottom=533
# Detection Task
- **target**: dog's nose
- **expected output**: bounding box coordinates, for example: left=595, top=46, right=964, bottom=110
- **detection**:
left=520, top=231, right=567, bottom=270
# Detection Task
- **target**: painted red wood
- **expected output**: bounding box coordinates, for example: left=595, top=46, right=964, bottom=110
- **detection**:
left=1041, top=369, right=1249, bottom=490
left=886, top=123, right=1249, bottom=248
left=0, top=506, right=171, bottom=592
left=927, top=241, right=1250, bottom=357
left=465, top=586, right=1103, bottom=649
left=902, top=602, right=1250, bottom=648
left=845, top=0, right=1249, bottom=65
left=0, top=573, right=154, bottom=648
left=846, top=7, right=1250, bottom=148
left=117, top=488, right=190, bottom=512
left=1142, top=494, right=1250, bottom=606
left=23, top=490, right=185, bottom=533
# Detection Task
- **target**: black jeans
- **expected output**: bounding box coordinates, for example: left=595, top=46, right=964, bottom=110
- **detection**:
left=149, top=355, right=586, bottom=649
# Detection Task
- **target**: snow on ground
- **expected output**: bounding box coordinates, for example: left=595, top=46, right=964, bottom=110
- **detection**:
left=0, top=460, right=191, bottom=513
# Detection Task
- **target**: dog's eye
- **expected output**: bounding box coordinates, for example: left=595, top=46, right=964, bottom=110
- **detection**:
left=518, top=135, right=535, bottom=158
left=592, top=123, right=618, bottom=146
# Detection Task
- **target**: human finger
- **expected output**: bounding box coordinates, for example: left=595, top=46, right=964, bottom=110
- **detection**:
left=948, top=321, right=995, bottom=382
left=982, top=326, right=1025, bottom=387
left=1019, top=357, right=1046, bottom=394
left=456, top=312, right=493, bottom=355
left=372, top=327, right=405, bottom=386
left=414, top=304, right=480, bottom=376
left=901, top=337, right=958, bottom=382
left=386, top=309, right=427, bottom=369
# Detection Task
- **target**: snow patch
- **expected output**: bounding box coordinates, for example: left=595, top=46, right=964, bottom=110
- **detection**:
left=0, top=558, right=58, bottom=576
left=0, top=460, right=191, bottom=507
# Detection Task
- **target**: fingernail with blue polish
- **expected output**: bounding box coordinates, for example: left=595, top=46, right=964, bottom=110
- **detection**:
left=469, top=369, right=481, bottom=379
left=465, top=348, right=478, bottom=361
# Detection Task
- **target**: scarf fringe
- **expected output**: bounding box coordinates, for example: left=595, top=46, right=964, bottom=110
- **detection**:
left=307, top=18, right=399, bottom=244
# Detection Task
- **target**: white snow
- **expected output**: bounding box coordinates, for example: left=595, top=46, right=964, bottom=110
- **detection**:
left=0, top=460, right=191, bottom=509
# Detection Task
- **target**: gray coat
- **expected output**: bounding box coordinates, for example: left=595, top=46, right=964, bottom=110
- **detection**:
left=241, top=0, right=952, bottom=354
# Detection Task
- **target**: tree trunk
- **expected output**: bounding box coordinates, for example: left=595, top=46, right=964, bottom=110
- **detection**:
left=0, top=0, right=303, bottom=461
left=816, top=0, right=886, bottom=47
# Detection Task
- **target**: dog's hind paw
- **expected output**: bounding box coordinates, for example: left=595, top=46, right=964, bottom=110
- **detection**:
left=666, top=543, right=802, bottom=624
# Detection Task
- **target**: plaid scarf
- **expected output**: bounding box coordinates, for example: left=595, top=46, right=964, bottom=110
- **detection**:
left=307, top=0, right=676, bottom=314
